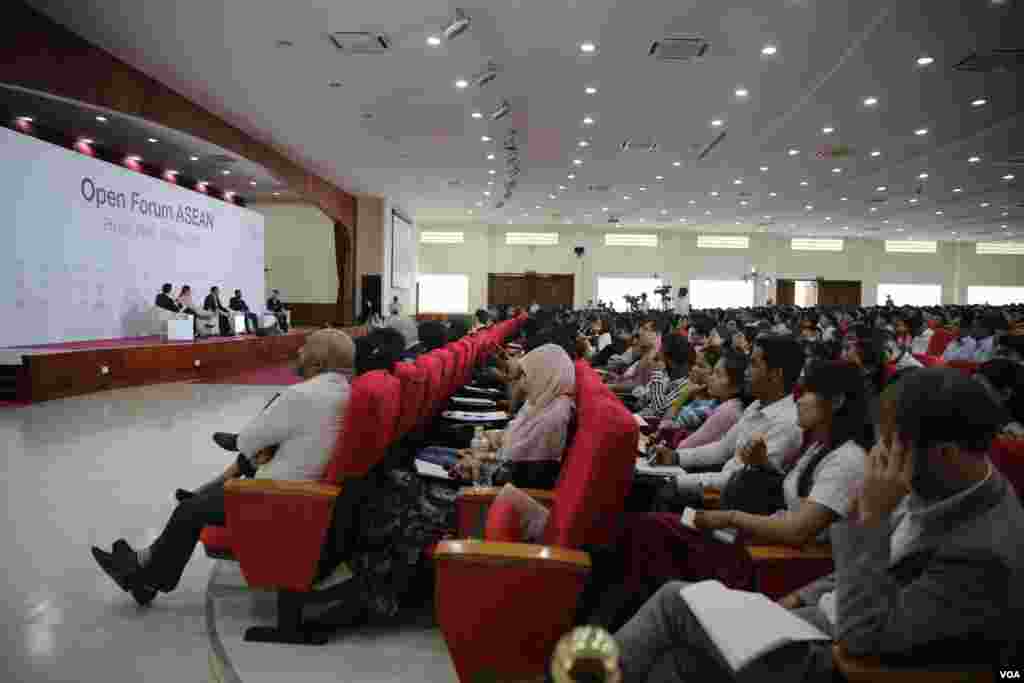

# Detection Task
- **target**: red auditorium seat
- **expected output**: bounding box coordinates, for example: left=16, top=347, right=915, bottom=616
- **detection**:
left=392, top=362, right=428, bottom=438
left=944, top=359, right=979, bottom=376
left=415, top=353, right=445, bottom=424
left=434, top=360, right=638, bottom=682
left=926, top=328, right=955, bottom=356
left=198, top=370, right=400, bottom=644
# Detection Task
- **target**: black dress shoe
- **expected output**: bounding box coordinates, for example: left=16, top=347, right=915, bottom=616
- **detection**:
left=91, top=545, right=157, bottom=607
left=212, top=432, right=238, bottom=452
left=174, top=488, right=195, bottom=502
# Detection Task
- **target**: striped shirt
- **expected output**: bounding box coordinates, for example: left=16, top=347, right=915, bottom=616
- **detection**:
left=636, top=370, right=689, bottom=420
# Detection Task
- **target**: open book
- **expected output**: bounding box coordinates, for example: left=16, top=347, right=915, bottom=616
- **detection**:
left=681, top=580, right=831, bottom=672
left=681, top=506, right=738, bottom=544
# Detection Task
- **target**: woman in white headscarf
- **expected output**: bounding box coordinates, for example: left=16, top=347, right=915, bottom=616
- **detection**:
left=386, top=316, right=422, bottom=359
left=454, top=343, right=576, bottom=489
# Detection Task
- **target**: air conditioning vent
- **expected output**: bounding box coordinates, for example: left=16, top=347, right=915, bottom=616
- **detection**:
left=328, top=32, right=392, bottom=54
left=605, top=234, right=659, bottom=248
left=649, top=36, right=709, bottom=62
left=977, top=241, right=1024, bottom=255
left=953, top=48, right=1023, bottom=73
left=869, top=197, right=887, bottom=203
left=586, top=184, right=614, bottom=193
left=620, top=140, right=659, bottom=152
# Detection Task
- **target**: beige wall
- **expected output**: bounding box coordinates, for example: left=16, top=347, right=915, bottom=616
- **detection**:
left=355, top=196, right=418, bottom=316
left=418, top=224, right=1024, bottom=310
left=252, top=202, right=337, bottom=303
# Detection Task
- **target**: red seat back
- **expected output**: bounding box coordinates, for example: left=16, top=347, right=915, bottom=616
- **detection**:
left=991, top=438, right=1024, bottom=498
left=541, top=361, right=638, bottom=549
left=416, top=353, right=446, bottom=422
left=436, top=348, right=457, bottom=397
left=322, top=370, right=401, bottom=481
left=944, top=359, right=979, bottom=376
left=393, top=362, right=428, bottom=437
left=927, top=328, right=955, bottom=356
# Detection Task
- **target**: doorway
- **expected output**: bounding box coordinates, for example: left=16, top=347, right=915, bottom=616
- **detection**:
left=488, top=273, right=574, bottom=308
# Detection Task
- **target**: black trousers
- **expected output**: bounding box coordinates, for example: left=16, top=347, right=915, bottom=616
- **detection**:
left=272, top=311, right=289, bottom=332
left=144, top=487, right=225, bottom=592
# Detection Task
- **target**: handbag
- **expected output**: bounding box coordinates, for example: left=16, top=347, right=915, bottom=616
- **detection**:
left=718, top=464, right=786, bottom=515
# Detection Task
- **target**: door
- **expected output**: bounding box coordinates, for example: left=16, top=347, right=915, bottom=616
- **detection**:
left=819, top=280, right=862, bottom=306
left=776, top=279, right=795, bottom=306
left=488, top=273, right=574, bottom=307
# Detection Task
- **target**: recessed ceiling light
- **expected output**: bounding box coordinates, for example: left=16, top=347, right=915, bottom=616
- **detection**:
left=788, top=148, right=799, bottom=156
left=427, top=35, right=442, bottom=46
left=804, top=204, right=813, bottom=210
left=825, top=216, right=832, bottom=221
left=870, top=207, right=878, bottom=212
left=572, top=159, right=583, bottom=166
left=980, top=202, right=991, bottom=207
left=832, top=167, right=842, bottom=174
left=486, top=153, right=495, bottom=160
left=918, top=172, right=929, bottom=179
left=679, top=218, right=688, bottom=223
left=638, top=218, right=646, bottom=223
left=535, top=205, right=542, bottom=209
left=655, top=175, right=664, bottom=181
left=95, top=115, right=108, bottom=122
left=273, top=191, right=281, bottom=197
left=189, top=155, right=199, bottom=161
left=759, top=166, right=768, bottom=172
left=579, top=41, right=597, bottom=53
left=673, top=161, right=682, bottom=167
left=483, top=191, right=491, bottom=197
left=935, top=210, right=944, bottom=215
left=585, top=86, right=598, bottom=95
left=1002, top=211, right=1010, bottom=217
left=481, top=135, right=492, bottom=142
left=689, top=199, right=696, bottom=205
left=602, top=207, right=609, bottom=212
left=623, top=195, right=632, bottom=200
left=710, top=191, right=720, bottom=197
left=1002, top=224, right=1009, bottom=229
left=471, top=111, right=483, bottom=119
left=567, top=173, right=576, bottom=179
left=843, top=226, right=850, bottom=230
left=1003, top=174, right=1016, bottom=181
left=916, top=56, right=934, bottom=66
left=800, top=180, right=809, bottom=186
left=876, top=186, right=887, bottom=192
left=660, top=209, right=669, bottom=215
left=488, top=180, right=495, bottom=185
left=735, top=221, right=742, bottom=225
left=733, top=178, right=743, bottom=185
left=734, top=87, right=749, bottom=98
left=488, top=169, right=496, bottom=175
left=822, top=126, right=835, bottom=134
left=971, top=98, right=988, bottom=107
left=953, top=187, right=962, bottom=193
left=968, top=155, right=981, bottom=163
left=558, top=185, right=567, bottom=190
left=710, top=119, right=724, bottom=127
left=882, top=219, right=889, bottom=224
left=578, top=140, right=589, bottom=147
left=769, top=192, right=778, bottom=198
left=896, top=227, right=904, bottom=232
left=549, top=194, right=557, bottom=199
left=740, top=200, right=749, bottom=206
left=454, top=79, right=469, bottom=89
left=914, top=128, right=928, bottom=136
left=863, top=96, right=878, bottom=106
left=705, top=210, right=712, bottom=215
left=222, top=169, right=231, bottom=175
left=840, top=196, right=848, bottom=201
left=582, top=116, right=594, bottom=125
left=761, top=44, right=778, bottom=56
left=951, top=231, right=958, bottom=235
left=909, top=198, right=919, bottom=203
left=639, top=186, right=648, bottom=192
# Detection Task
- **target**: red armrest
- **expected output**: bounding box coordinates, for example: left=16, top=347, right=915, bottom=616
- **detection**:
left=434, top=540, right=590, bottom=682
left=455, top=487, right=556, bottom=539
left=746, top=544, right=833, bottom=599
left=223, top=479, right=341, bottom=592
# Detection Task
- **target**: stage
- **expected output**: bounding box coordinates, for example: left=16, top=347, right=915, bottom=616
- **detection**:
left=0, top=329, right=323, bottom=404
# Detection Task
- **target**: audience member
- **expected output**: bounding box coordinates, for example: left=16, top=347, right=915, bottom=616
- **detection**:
left=155, top=283, right=181, bottom=313
left=653, top=351, right=748, bottom=450
left=386, top=316, right=422, bottom=360
left=976, top=359, right=1024, bottom=438
left=417, top=320, right=448, bottom=352
left=635, top=334, right=691, bottom=420
left=266, top=289, right=289, bottom=332
left=228, top=289, right=259, bottom=333
left=203, top=285, right=232, bottom=335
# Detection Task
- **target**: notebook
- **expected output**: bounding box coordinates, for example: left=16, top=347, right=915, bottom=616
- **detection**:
left=441, top=410, right=509, bottom=422
left=414, top=459, right=451, bottom=481
left=680, top=580, right=830, bottom=672
left=634, top=456, right=684, bottom=478
left=450, top=396, right=497, bottom=407
left=463, top=385, right=503, bottom=396
left=681, top=506, right=738, bottom=544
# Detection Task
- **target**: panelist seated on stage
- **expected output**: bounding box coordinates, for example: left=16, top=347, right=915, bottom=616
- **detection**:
left=266, top=288, right=290, bottom=332
left=203, top=286, right=233, bottom=336
left=155, top=283, right=183, bottom=314
left=89, top=329, right=356, bottom=607
left=229, top=289, right=259, bottom=334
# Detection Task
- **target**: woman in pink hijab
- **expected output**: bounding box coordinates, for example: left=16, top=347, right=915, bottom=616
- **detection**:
left=454, top=343, right=576, bottom=490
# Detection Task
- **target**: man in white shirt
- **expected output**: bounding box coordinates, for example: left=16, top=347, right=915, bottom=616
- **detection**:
left=650, top=334, right=805, bottom=498
left=674, top=287, right=690, bottom=317
left=91, top=329, right=355, bottom=606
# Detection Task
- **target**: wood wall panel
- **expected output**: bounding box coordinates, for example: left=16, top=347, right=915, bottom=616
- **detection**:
left=1, top=1, right=359, bottom=323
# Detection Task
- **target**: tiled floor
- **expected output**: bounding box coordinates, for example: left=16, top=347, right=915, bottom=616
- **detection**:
left=1, top=381, right=454, bottom=683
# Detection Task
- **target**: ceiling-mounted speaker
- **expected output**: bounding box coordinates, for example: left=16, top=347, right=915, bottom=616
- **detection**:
left=574, top=246, right=585, bottom=258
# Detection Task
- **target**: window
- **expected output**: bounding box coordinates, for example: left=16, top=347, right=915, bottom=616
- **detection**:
left=419, top=231, right=464, bottom=244
left=697, top=235, right=749, bottom=249
left=876, top=283, right=941, bottom=306
left=505, top=232, right=559, bottom=246
left=604, top=233, right=658, bottom=247
left=967, top=286, right=1024, bottom=305
left=976, top=242, right=1024, bottom=255
left=689, top=280, right=754, bottom=309
left=884, top=240, right=937, bottom=254
left=417, top=274, right=469, bottom=313
left=791, top=238, right=844, bottom=252
left=596, top=277, right=664, bottom=310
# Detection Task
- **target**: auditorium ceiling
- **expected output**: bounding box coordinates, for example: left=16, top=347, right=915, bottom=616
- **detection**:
left=22, top=0, right=1024, bottom=242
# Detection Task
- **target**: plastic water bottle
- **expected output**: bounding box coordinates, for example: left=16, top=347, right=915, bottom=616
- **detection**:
left=470, top=427, right=489, bottom=486
left=551, top=626, right=622, bottom=683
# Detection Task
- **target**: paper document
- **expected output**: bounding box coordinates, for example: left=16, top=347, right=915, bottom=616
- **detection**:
left=680, top=506, right=737, bottom=544
left=680, top=580, right=830, bottom=672
left=441, top=410, right=509, bottom=422
left=415, top=459, right=451, bottom=480
left=635, top=456, right=684, bottom=478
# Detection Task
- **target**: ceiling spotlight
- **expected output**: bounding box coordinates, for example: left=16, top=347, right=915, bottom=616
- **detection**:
left=454, top=79, right=469, bottom=89
left=840, top=196, right=848, bottom=201
left=95, top=115, right=108, bottom=122
left=824, top=216, right=832, bottom=221
left=535, top=205, right=542, bottom=210
left=971, top=98, right=988, bottom=107
left=486, top=153, right=495, bottom=160
left=876, top=186, right=887, bottom=192
left=935, top=210, right=944, bottom=215
left=769, top=192, right=778, bottom=198
left=639, top=186, right=648, bottom=191
left=740, top=200, right=749, bottom=206
left=863, top=96, right=878, bottom=106
left=822, top=126, right=835, bottom=134
left=602, top=207, right=609, bottom=212
left=1003, top=174, right=1016, bottom=181
left=870, top=150, right=882, bottom=158
left=733, top=178, right=743, bottom=185
left=705, top=210, right=712, bottom=215
left=189, top=155, right=199, bottom=161
left=788, top=148, right=799, bottom=156
left=549, top=194, right=557, bottom=200
left=761, top=44, right=778, bottom=56
left=567, top=173, right=576, bottom=179
left=572, top=159, right=584, bottom=166
left=914, top=128, right=928, bottom=136
left=442, top=8, right=471, bottom=41
left=471, top=111, right=483, bottom=119
left=623, top=195, right=632, bottom=200
left=870, top=207, right=878, bottom=212
left=953, top=187, right=963, bottom=193
left=800, top=180, right=809, bottom=186
left=655, top=175, right=664, bottom=181
left=488, top=180, right=495, bottom=185
left=638, top=218, right=646, bottom=223
left=804, top=204, right=813, bottom=210
left=689, top=200, right=696, bottom=205
left=916, top=55, right=934, bottom=66
left=483, top=191, right=491, bottom=196
left=585, top=85, right=598, bottom=95
left=759, top=166, right=769, bottom=172
left=832, top=167, right=842, bottom=174
left=579, top=41, right=597, bottom=54
left=578, top=140, right=590, bottom=148
left=843, top=226, right=850, bottom=230
left=427, top=35, right=442, bottom=47
left=672, top=161, right=682, bottom=167
left=710, top=119, right=724, bottom=127
left=734, top=87, right=749, bottom=98
left=968, top=155, right=981, bottom=163
left=481, top=135, right=492, bottom=142
left=1002, top=211, right=1010, bottom=217
left=710, top=191, right=720, bottom=197
left=660, top=209, right=669, bottom=215
left=582, top=116, right=594, bottom=125
left=980, top=202, right=991, bottom=207
left=489, top=100, right=511, bottom=120
left=558, top=185, right=567, bottom=190
left=909, top=198, right=919, bottom=203
left=488, top=169, right=496, bottom=175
